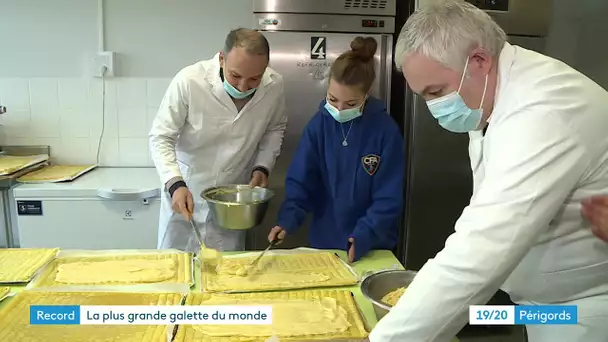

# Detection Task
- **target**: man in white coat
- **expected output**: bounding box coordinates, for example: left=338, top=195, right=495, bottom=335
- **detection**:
left=149, top=28, right=287, bottom=252
left=370, top=1, right=608, bottom=341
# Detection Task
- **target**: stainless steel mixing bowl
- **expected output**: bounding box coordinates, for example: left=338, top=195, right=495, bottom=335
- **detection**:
left=361, top=269, right=418, bottom=320
left=201, top=184, right=275, bottom=230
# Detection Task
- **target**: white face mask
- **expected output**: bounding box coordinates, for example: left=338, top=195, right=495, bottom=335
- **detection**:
left=221, top=61, right=257, bottom=99
left=324, top=100, right=365, bottom=123
left=425, top=58, right=488, bottom=133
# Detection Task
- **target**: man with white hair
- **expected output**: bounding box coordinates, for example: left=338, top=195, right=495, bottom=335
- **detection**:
left=369, top=1, right=608, bottom=341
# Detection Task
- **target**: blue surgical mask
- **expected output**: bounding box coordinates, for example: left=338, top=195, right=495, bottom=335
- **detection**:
left=426, top=58, right=488, bottom=133
left=324, top=100, right=365, bottom=123
left=223, top=79, right=256, bottom=99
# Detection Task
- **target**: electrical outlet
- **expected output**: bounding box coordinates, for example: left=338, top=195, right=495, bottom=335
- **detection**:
left=91, top=51, right=115, bottom=78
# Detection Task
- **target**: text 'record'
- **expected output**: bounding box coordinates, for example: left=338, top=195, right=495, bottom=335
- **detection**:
left=29, top=305, right=272, bottom=325
left=469, top=305, right=577, bottom=325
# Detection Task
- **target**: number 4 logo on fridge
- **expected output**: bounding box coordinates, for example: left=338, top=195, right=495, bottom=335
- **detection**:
left=311, top=37, right=326, bottom=60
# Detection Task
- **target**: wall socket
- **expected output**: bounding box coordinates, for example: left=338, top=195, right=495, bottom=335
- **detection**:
left=91, top=51, right=115, bottom=78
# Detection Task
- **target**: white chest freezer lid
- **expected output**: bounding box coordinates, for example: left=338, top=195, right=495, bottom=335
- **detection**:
left=13, top=167, right=162, bottom=199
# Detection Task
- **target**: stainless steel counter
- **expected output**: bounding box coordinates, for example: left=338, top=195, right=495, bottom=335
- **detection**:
left=0, top=145, right=50, bottom=247
left=0, top=145, right=50, bottom=189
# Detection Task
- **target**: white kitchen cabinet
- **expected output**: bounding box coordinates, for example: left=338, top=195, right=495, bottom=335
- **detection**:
left=13, top=167, right=162, bottom=249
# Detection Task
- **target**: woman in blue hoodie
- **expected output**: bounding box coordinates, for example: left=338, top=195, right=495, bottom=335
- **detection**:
left=268, top=37, right=405, bottom=262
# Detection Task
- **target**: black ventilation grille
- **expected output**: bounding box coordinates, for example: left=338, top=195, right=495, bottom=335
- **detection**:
left=344, top=0, right=388, bottom=9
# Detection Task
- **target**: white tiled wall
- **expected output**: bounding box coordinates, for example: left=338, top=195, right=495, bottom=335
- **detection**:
left=0, top=77, right=171, bottom=166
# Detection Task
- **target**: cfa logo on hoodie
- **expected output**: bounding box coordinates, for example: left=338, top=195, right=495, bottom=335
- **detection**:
left=362, top=154, right=380, bottom=175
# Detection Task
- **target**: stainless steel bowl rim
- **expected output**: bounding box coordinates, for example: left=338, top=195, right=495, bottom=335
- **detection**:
left=200, top=184, right=275, bottom=205
left=361, top=269, right=418, bottom=311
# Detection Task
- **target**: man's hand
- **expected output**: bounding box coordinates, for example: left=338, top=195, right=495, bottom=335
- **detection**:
left=348, top=237, right=355, bottom=263
left=582, top=195, right=608, bottom=242
left=172, top=187, right=194, bottom=221
left=249, top=170, right=269, bottom=188
left=268, top=226, right=286, bottom=244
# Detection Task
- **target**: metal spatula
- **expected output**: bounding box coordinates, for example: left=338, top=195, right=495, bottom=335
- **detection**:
left=189, top=218, right=204, bottom=249
left=246, top=237, right=279, bottom=273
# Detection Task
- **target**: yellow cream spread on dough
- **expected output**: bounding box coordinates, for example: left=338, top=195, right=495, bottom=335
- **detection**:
left=193, top=297, right=350, bottom=337
left=381, top=287, right=406, bottom=306
left=219, top=262, right=249, bottom=276
left=214, top=258, right=330, bottom=288
left=55, top=259, right=176, bottom=284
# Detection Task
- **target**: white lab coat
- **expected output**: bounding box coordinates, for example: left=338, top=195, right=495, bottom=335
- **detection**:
left=370, top=42, right=608, bottom=341
left=149, top=54, right=287, bottom=252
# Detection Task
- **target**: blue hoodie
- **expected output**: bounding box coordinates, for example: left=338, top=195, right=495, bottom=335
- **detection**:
left=276, top=97, right=405, bottom=261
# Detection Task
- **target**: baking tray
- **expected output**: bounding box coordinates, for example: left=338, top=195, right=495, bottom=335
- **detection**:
left=0, top=287, right=10, bottom=303
left=172, top=289, right=370, bottom=342
left=201, top=248, right=359, bottom=293
left=0, top=248, right=60, bottom=284
left=0, top=290, right=184, bottom=342
left=17, top=164, right=98, bottom=183
left=26, top=249, right=195, bottom=293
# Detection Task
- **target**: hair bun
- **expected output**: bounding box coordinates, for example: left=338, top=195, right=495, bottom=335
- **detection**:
left=350, top=37, right=378, bottom=62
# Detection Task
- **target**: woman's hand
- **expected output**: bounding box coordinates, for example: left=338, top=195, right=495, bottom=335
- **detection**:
left=348, top=237, right=355, bottom=263
left=582, top=195, right=608, bottom=242
left=268, top=226, right=286, bottom=244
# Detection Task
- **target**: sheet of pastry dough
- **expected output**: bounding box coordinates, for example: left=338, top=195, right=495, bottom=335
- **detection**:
left=17, top=164, right=96, bottom=182
left=32, top=252, right=192, bottom=287
left=0, top=290, right=183, bottom=342
left=55, top=259, right=177, bottom=284
left=202, top=252, right=357, bottom=293
left=0, top=154, right=48, bottom=175
left=0, top=248, right=58, bottom=282
left=173, top=289, right=368, bottom=342
left=196, top=298, right=350, bottom=337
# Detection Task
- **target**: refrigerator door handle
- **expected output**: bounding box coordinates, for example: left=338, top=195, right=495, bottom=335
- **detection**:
left=96, top=188, right=160, bottom=201
left=380, top=34, right=393, bottom=110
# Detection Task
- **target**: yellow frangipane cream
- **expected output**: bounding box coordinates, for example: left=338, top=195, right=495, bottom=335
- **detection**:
left=32, top=252, right=193, bottom=287
left=219, top=262, right=330, bottom=282
left=199, top=246, right=222, bottom=267
left=381, top=287, right=407, bottom=306
left=203, top=252, right=357, bottom=292
left=173, top=289, right=368, bottom=342
left=55, top=259, right=176, bottom=284
left=0, top=290, right=183, bottom=342
left=0, top=248, right=58, bottom=282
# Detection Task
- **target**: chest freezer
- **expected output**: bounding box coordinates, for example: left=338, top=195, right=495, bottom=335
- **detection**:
left=12, top=167, right=162, bottom=250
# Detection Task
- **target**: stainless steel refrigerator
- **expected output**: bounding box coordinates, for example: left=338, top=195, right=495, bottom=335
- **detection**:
left=248, top=0, right=398, bottom=250
left=246, top=0, right=552, bottom=272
